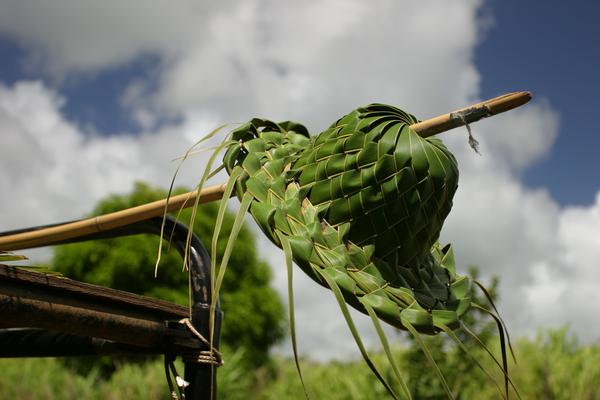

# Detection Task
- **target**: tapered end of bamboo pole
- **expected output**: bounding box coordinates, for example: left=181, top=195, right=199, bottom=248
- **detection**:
left=412, top=91, right=532, bottom=138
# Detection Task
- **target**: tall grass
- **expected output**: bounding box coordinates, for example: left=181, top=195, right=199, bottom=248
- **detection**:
left=1, top=328, right=599, bottom=399
left=0, top=350, right=254, bottom=400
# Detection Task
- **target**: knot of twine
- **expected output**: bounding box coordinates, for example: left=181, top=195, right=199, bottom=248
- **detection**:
left=164, top=319, right=224, bottom=400
left=179, top=318, right=224, bottom=366
left=450, top=108, right=487, bottom=155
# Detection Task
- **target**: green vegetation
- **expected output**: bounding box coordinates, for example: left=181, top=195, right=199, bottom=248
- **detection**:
left=261, top=329, right=600, bottom=399
left=1, top=328, right=599, bottom=399
left=0, top=350, right=251, bottom=400
left=51, top=182, right=285, bottom=369
left=3, top=182, right=597, bottom=398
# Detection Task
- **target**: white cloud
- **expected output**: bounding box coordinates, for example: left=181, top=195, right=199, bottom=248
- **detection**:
left=522, top=193, right=600, bottom=340
left=0, top=81, right=217, bottom=231
left=470, top=100, right=560, bottom=172
left=0, top=0, right=482, bottom=126
left=151, top=0, right=482, bottom=130
left=1, top=0, right=599, bottom=363
left=0, top=0, right=230, bottom=77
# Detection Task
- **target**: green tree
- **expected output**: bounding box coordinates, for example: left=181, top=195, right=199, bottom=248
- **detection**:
left=52, top=182, right=285, bottom=370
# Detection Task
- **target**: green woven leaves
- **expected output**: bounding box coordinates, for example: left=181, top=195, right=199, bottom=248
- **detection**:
left=210, top=103, right=515, bottom=398
left=222, top=104, right=470, bottom=334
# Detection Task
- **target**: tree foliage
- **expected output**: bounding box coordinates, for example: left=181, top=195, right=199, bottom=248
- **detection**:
left=52, top=182, right=285, bottom=367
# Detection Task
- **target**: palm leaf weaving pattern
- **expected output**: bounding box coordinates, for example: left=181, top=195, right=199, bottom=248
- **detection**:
left=223, top=104, right=471, bottom=335
left=200, top=103, right=513, bottom=399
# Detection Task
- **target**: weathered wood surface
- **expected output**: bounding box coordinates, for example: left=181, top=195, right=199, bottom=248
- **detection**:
left=0, top=265, right=197, bottom=349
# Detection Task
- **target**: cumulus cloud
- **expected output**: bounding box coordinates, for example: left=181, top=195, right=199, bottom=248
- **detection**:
left=0, top=0, right=481, bottom=125
left=0, top=0, right=599, bottom=361
left=522, top=194, right=600, bottom=341
left=470, top=100, right=560, bottom=172
left=0, top=81, right=217, bottom=230
left=146, top=0, right=483, bottom=130
left=0, top=0, right=230, bottom=76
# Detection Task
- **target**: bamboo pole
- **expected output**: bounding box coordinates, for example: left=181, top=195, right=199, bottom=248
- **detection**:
left=0, top=91, right=531, bottom=251
left=0, top=183, right=226, bottom=251
left=413, top=91, right=532, bottom=137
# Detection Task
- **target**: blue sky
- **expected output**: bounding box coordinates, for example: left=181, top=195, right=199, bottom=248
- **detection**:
left=476, top=0, right=600, bottom=205
left=1, top=1, right=599, bottom=359
left=0, top=37, right=164, bottom=134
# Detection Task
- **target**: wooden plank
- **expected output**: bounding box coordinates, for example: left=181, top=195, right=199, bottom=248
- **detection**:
left=0, top=265, right=199, bottom=349
left=0, top=265, right=188, bottom=319
left=0, top=328, right=168, bottom=357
